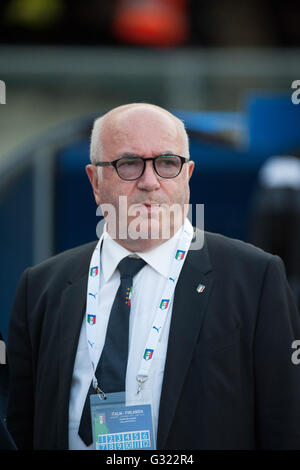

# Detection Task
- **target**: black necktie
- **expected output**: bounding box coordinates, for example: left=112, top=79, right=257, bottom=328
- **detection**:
left=78, top=256, right=146, bottom=446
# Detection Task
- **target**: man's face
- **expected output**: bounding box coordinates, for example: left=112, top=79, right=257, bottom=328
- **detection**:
left=86, top=106, right=194, bottom=251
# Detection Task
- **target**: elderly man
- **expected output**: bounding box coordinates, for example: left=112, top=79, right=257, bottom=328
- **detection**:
left=7, top=103, right=300, bottom=450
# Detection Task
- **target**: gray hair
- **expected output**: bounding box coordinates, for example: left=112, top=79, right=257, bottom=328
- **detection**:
left=90, top=115, right=104, bottom=165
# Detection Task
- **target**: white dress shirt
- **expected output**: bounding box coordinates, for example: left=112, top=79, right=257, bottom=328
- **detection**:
left=68, top=220, right=192, bottom=449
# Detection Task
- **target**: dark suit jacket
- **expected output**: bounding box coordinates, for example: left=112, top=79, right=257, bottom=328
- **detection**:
left=6, top=231, right=300, bottom=449
left=0, top=418, right=17, bottom=450
left=0, top=332, right=8, bottom=421
left=0, top=332, right=17, bottom=450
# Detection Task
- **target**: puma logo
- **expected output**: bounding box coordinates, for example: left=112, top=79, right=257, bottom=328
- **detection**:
left=153, top=326, right=161, bottom=333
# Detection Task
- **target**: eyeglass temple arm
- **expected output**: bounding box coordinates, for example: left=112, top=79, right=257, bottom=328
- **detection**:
left=94, top=162, right=113, bottom=167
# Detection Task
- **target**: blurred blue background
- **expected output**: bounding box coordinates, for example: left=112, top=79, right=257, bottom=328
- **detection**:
left=1, top=95, right=300, bottom=339
left=1, top=0, right=300, bottom=340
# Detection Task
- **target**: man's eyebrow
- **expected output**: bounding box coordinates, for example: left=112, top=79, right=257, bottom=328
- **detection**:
left=118, top=151, right=178, bottom=158
left=159, top=151, right=178, bottom=156
left=118, top=152, right=141, bottom=158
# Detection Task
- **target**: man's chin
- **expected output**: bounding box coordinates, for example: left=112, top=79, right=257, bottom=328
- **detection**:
left=128, top=220, right=162, bottom=241
left=121, top=235, right=168, bottom=253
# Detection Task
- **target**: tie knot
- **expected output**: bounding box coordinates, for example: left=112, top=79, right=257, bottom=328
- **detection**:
left=117, top=256, right=146, bottom=279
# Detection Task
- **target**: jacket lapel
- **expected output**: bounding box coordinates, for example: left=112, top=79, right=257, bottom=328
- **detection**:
left=57, top=242, right=97, bottom=449
left=157, top=236, right=214, bottom=449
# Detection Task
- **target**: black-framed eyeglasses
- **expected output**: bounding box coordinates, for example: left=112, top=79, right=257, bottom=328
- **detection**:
left=94, top=154, right=189, bottom=181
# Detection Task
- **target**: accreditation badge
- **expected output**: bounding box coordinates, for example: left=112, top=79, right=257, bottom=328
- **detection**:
left=90, top=392, right=156, bottom=450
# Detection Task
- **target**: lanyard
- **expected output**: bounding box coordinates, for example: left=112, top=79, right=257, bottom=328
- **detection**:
left=85, top=218, right=193, bottom=396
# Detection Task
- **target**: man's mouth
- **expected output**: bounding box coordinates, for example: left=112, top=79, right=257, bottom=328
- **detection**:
left=141, top=203, right=161, bottom=212
left=128, top=201, right=165, bottom=217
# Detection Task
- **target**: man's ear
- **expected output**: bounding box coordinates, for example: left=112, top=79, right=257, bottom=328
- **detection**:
left=187, top=160, right=194, bottom=180
left=86, top=164, right=101, bottom=205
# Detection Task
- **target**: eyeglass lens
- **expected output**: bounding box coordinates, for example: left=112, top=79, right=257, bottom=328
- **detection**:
left=116, top=156, right=182, bottom=180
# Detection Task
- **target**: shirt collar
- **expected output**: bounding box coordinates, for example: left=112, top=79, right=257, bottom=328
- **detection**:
left=100, top=220, right=191, bottom=282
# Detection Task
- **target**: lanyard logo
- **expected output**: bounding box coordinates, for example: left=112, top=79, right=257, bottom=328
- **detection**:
left=160, top=299, right=169, bottom=310
left=153, top=326, right=161, bottom=333
left=175, top=249, right=185, bottom=260
left=87, top=314, right=96, bottom=325
left=143, top=349, right=154, bottom=361
left=90, top=266, right=99, bottom=277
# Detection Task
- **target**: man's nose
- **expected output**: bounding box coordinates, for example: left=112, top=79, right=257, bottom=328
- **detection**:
left=136, top=159, right=160, bottom=191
